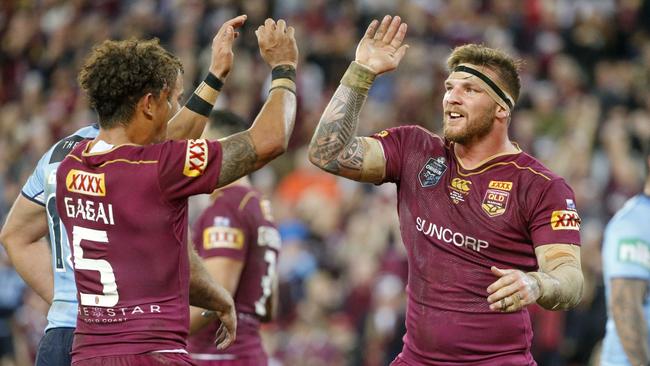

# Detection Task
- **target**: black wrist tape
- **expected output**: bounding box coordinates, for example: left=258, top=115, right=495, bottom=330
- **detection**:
left=271, top=65, right=296, bottom=82
left=204, top=73, right=224, bottom=91
left=186, top=93, right=213, bottom=117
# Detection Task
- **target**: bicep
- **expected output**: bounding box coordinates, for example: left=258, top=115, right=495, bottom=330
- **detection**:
left=202, top=256, right=245, bottom=295
left=217, top=132, right=258, bottom=187
left=0, top=195, right=48, bottom=246
left=534, top=243, right=581, bottom=272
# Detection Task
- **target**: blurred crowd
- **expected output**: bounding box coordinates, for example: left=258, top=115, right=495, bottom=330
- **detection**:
left=1, top=0, right=649, bottom=365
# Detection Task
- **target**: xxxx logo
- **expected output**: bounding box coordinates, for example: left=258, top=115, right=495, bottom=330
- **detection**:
left=183, top=139, right=209, bottom=177
left=450, top=178, right=472, bottom=193
left=550, top=210, right=581, bottom=231
left=488, top=180, right=512, bottom=191
left=66, top=170, right=106, bottom=196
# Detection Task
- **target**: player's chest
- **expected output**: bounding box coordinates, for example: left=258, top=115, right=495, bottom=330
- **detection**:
left=403, top=154, right=524, bottom=228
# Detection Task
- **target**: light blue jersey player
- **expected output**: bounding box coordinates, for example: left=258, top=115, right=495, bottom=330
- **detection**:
left=601, top=190, right=650, bottom=365
left=22, top=125, right=98, bottom=364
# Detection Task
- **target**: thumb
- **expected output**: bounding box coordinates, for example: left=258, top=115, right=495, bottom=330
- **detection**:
left=395, top=44, right=409, bottom=63
left=491, top=266, right=507, bottom=277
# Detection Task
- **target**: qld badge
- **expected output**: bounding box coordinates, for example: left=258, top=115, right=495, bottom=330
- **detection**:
left=418, top=156, right=447, bottom=188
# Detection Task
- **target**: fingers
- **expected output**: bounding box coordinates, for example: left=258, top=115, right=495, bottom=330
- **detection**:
left=390, top=23, right=408, bottom=49
left=487, top=282, right=519, bottom=307
left=276, top=19, right=286, bottom=33
left=364, top=19, right=379, bottom=39
left=224, top=14, right=247, bottom=29
left=486, top=268, right=516, bottom=294
left=395, top=44, right=409, bottom=63
left=382, top=16, right=402, bottom=44
left=373, top=15, right=392, bottom=40
left=492, top=292, right=523, bottom=312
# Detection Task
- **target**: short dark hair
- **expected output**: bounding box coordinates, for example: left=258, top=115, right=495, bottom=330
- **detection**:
left=78, top=38, right=183, bottom=129
left=208, top=110, right=250, bottom=137
left=447, top=44, right=522, bottom=103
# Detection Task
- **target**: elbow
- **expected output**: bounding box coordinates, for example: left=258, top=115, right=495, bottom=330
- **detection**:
left=307, top=144, right=328, bottom=170
left=0, top=229, right=12, bottom=252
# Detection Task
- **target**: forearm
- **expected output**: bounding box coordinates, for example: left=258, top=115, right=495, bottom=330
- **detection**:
left=216, top=66, right=297, bottom=188
left=188, top=247, right=234, bottom=313
left=167, top=73, right=223, bottom=140
left=4, top=240, right=53, bottom=304
left=308, top=62, right=374, bottom=175
left=611, top=279, right=650, bottom=365
left=613, top=303, right=649, bottom=365
left=528, top=264, right=584, bottom=310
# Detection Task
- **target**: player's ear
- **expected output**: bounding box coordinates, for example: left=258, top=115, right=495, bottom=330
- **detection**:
left=495, top=104, right=509, bottom=120
left=141, top=93, right=155, bottom=119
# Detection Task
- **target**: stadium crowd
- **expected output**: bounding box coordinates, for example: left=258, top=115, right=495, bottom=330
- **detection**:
left=1, top=0, right=649, bottom=365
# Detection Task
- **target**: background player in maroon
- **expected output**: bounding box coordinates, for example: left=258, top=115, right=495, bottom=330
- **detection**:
left=309, top=15, right=584, bottom=365
left=56, top=17, right=298, bottom=366
left=187, top=110, right=281, bottom=365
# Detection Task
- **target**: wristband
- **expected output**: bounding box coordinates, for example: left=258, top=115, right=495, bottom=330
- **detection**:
left=186, top=93, right=213, bottom=117
left=271, top=65, right=296, bottom=82
left=204, top=73, right=224, bottom=91
left=269, top=77, right=296, bottom=96
left=341, top=61, right=376, bottom=94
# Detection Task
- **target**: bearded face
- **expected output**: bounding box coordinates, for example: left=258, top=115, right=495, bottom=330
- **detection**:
left=443, top=100, right=496, bottom=145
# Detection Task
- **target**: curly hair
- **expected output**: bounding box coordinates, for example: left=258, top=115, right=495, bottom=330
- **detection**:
left=447, top=44, right=522, bottom=104
left=78, top=38, right=183, bottom=129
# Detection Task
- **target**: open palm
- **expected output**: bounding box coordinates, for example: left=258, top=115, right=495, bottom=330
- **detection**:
left=355, top=15, right=409, bottom=75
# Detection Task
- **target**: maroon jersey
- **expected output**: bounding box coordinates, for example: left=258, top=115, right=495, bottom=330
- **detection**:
left=188, top=185, right=280, bottom=363
left=372, top=126, right=580, bottom=365
left=55, top=139, right=222, bottom=363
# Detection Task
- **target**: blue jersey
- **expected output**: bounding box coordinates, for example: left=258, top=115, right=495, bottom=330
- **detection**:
left=601, top=194, right=650, bottom=366
left=21, top=125, right=99, bottom=330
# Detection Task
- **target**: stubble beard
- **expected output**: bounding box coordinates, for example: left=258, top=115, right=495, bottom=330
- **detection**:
left=444, top=112, right=495, bottom=145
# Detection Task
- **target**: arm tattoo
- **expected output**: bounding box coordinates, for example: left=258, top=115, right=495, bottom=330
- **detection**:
left=218, top=131, right=258, bottom=187
left=611, top=278, right=649, bottom=365
left=309, top=85, right=367, bottom=174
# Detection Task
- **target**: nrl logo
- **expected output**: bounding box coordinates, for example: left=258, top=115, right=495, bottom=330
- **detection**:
left=418, top=156, right=447, bottom=188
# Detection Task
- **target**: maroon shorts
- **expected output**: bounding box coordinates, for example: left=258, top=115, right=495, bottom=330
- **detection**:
left=73, top=353, right=195, bottom=366
left=192, top=355, right=267, bottom=366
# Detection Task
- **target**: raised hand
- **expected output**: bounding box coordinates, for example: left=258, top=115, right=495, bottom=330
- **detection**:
left=209, top=14, right=248, bottom=80
left=255, top=18, right=299, bottom=68
left=486, top=266, right=541, bottom=312
left=355, top=15, right=408, bottom=75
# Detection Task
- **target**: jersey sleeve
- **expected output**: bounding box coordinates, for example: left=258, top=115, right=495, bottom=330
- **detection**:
left=21, top=150, right=50, bottom=206
left=157, top=139, right=223, bottom=201
left=370, top=126, right=413, bottom=183
left=528, top=178, right=581, bottom=247
left=194, top=196, right=253, bottom=262
left=603, top=220, right=650, bottom=280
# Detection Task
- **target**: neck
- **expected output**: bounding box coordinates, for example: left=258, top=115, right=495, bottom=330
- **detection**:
left=644, top=179, right=650, bottom=196
left=453, top=131, right=517, bottom=169
left=94, top=119, right=152, bottom=146
left=94, top=127, right=132, bottom=146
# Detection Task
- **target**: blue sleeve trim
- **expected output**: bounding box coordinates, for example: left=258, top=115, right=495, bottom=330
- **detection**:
left=20, top=190, right=46, bottom=207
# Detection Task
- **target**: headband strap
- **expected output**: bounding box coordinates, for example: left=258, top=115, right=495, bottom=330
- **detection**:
left=453, top=65, right=514, bottom=110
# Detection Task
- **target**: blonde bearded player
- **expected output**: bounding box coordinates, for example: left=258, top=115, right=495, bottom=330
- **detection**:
left=308, top=15, right=583, bottom=365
